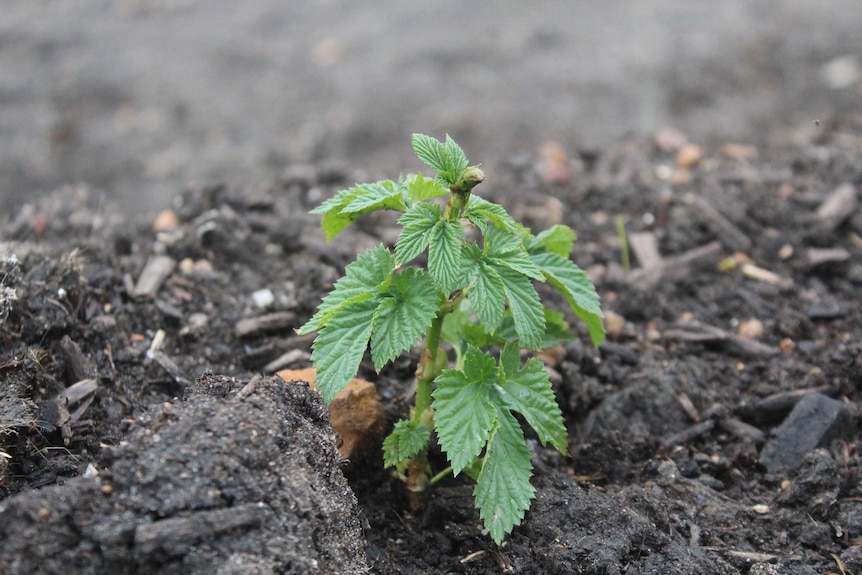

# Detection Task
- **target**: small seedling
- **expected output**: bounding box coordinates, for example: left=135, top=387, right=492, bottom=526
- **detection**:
left=299, top=134, right=604, bottom=543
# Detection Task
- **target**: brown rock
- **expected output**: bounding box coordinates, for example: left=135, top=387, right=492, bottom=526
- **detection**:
left=675, top=143, right=704, bottom=169
left=277, top=368, right=387, bottom=461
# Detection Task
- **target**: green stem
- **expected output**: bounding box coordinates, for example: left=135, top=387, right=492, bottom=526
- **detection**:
left=428, top=466, right=453, bottom=486
left=413, top=312, right=444, bottom=423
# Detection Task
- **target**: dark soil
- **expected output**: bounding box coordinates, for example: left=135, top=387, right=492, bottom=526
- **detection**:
left=2, top=113, right=862, bottom=573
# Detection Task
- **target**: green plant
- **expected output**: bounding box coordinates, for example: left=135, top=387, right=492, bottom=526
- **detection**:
left=299, top=134, right=604, bottom=543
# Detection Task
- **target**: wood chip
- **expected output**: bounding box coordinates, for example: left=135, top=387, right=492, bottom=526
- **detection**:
left=816, top=183, right=858, bottom=230
left=628, top=231, right=662, bottom=270
left=59, top=335, right=96, bottom=382
left=803, top=247, right=850, bottom=269
left=133, top=255, right=176, bottom=298
left=740, top=263, right=792, bottom=288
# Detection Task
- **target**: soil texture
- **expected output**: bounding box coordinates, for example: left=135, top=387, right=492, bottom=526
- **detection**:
left=2, top=114, right=862, bottom=573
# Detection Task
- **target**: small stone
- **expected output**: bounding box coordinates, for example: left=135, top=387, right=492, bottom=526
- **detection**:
left=777, top=244, right=793, bottom=260
left=251, top=288, right=275, bottom=309
left=675, top=144, right=704, bottom=169
left=721, top=143, right=759, bottom=160
left=737, top=318, right=765, bottom=340
left=277, top=368, right=386, bottom=461
left=653, top=127, right=687, bottom=152
left=152, top=209, right=180, bottom=232
left=761, top=392, right=854, bottom=472
left=778, top=338, right=795, bottom=354
left=539, top=141, right=573, bottom=185
left=604, top=311, right=626, bottom=340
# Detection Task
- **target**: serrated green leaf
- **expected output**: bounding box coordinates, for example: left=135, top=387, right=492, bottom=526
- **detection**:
left=396, top=203, right=441, bottom=265
left=428, top=220, right=465, bottom=293
left=485, top=227, right=545, bottom=281
left=469, top=261, right=505, bottom=329
left=531, top=251, right=604, bottom=346
left=444, top=135, right=469, bottom=177
left=474, top=408, right=535, bottom=544
left=492, top=308, right=571, bottom=348
left=406, top=172, right=449, bottom=202
left=412, top=134, right=450, bottom=174
left=464, top=195, right=517, bottom=232
left=432, top=347, right=498, bottom=475
left=412, top=133, right=465, bottom=186
left=299, top=245, right=395, bottom=334
left=527, top=225, right=577, bottom=257
left=341, top=180, right=408, bottom=213
left=383, top=419, right=431, bottom=467
left=370, top=268, right=440, bottom=371
left=495, top=266, right=545, bottom=349
left=311, top=180, right=408, bottom=240
left=310, top=297, right=379, bottom=403
left=495, top=343, right=568, bottom=454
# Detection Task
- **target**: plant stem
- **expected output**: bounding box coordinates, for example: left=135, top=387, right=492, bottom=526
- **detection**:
left=428, top=466, right=453, bottom=486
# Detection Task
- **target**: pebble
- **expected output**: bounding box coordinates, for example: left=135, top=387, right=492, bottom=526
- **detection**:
left=152, top=209, right=180, bottom=232
left=603, top=311, right=626, bottom=340
left=737, top=318, right=765, bottom=340
left=675, top=143, right=704, bottom=169
left=251, top=288, right=275, bottom=308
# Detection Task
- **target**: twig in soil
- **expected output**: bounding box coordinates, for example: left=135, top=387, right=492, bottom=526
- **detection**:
left=236, top=311, right=297, bottom=338
left=263, top=349, right=311, bottom=373
left=627, top=241, right=721, bottom=291
left=717, top=416, right=765, bottom=444
left=682, top=192, right=752, bottom=253
left=734, top=385, right=838, bottom=423
left=134, top=503, right=268, bottom=556
left=235, top=374, right=262, bottom=400
left=660, top=419, right=715, bottom=449
left=663, top=319, right=780, bottom=359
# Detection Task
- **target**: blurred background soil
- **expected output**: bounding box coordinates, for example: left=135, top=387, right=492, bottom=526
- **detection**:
left=2, top=0, right=861, bottom=214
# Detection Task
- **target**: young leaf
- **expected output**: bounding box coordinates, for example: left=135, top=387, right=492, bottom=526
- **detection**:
left=383, top=419, right=432, bottom=467
left=432, top=347, right=498, bottom=475
left=444, top=135, right=469, bottom=178
left=310, top=297, right=379, bottom=403
left=311, top=179, right=408, bottom=240
left=299, top=245, right=395, bottom=334
left=530, top=251, right=605, bottom=345
left=370, top=268, right=440, bottom=371
left=527, top=225, right=577, bottom=258
left=473, top=408, right=535, bottom=544
left=495, top=343, right=568, bottom=453
left=495, top=267, right=545, bottom=349
left=411, top=133, right=468, bottom=186
left=396, top=203, right=441, bottom=265
left=428, top=220, right=465, bottom=293
left=407, top=172, right=449, bottom=202
left=340, top=180, right=408, bottom=214
left=463, top=195, right=517, bottom=232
